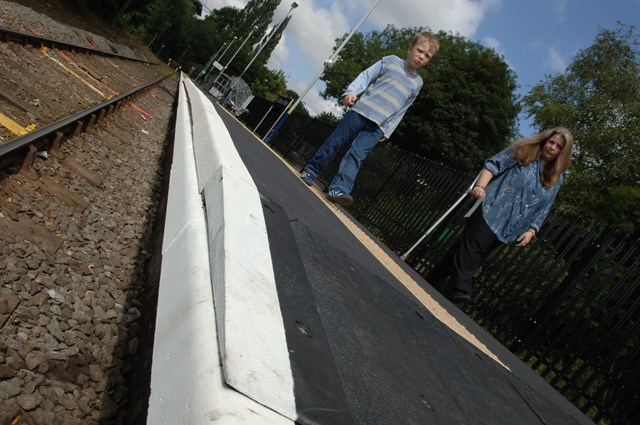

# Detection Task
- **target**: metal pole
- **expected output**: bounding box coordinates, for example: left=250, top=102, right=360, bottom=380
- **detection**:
left=204, top=38, right=237, bottom=82
left=399, top=173, right=480, bottom=261
left=260, top=99, right=293, bottom=135
left=287, top=0, right=381, bottom=114
left=254, top=105, right=275, bottom=133
left=264, top=0, right=382, bottom=143
left=178, top=45, right=191, bottom=62
left=217, top=38, right=237, bottom=63
left=238, top=2, right=298, bottom=81
left=224, top=3, right=299, bottom=106
left=213, top=26, right=258, bottom=87
left=197, top=42, right=226, bottom=80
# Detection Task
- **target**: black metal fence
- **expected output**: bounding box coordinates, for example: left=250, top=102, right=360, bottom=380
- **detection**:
left=239, top=96, right=291, bottom=139
left=241, top=99, right=640, bottom=425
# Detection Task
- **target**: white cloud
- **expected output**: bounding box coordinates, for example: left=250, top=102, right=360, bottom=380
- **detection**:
left=268, top=33, right=289, bottom=70
left=202, top=0, right=245, bottom=13
left=202, top=0, right=502, bottom=116
left=482, top=35, right=513, bottom=69
left=288, top=1, right=350, bottom=67
left=289, top=79, right=343, bottom=116
left=483, top=35, right=502, bottom=52
left=369, top=0, right=500, bottom=36
left=546, top=46, right=567, bottom=73
left=283, top=0, right=501, bottom=115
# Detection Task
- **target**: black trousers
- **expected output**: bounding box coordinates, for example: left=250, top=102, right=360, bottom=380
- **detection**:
left=429, top=208, right=502, bottom=295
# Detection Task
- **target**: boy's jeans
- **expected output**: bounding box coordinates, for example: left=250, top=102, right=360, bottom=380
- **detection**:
left=304, top=110, right=383, bottom=194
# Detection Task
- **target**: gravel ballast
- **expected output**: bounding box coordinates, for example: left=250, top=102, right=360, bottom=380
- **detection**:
left=0, top=2, right=176, bottom=424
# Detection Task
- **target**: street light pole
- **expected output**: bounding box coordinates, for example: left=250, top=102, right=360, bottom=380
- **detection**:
left=264, top=0, right=382, bottom=144
left=288, top=0, right=381, bottom=114
left=238, top=2, right=299, bottom=81
left=178, top=45, right=191, bottom=62
left=212, top=25, right=259, bottom=89
left=197, top=41, right=228, bottom=81
left=222, top=2, right=300, bottom=106
left=204, top=37, right=237, bottom=83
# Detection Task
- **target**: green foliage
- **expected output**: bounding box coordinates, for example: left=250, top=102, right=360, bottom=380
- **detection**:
left=320, top=25, right=520, bottom=173
left=292, top=99, right=310, bottom=117
left=316, top=111, right=340, bottom=124
left=220, top=0, right=280, bottom=76
left=122, top=0, right=198, bottom=62
left=249, top=68, right=288, bottom=100
left=120, top=0, right=286, bottom=89
left=522, top=23, right=640, bottom=234
left=119, top=11, right=149, bottom=39
left=593, top=185, right=640, bottom=234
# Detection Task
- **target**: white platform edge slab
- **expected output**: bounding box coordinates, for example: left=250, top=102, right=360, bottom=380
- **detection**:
left=147, top=74, right=295, bottom=424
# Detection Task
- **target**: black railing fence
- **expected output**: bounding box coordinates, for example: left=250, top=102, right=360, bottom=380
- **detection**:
left=239, top=97, right=289, bottom=139
left=239, top=100, right=639, bottom=425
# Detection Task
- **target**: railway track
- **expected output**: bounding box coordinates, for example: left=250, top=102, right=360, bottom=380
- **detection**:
left=0, top=24, right=164, bottom=146
left=0, top=6, right=179, bottom=424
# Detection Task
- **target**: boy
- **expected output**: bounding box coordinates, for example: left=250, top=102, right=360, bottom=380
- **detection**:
left=301, top=31, right=440, bottom=206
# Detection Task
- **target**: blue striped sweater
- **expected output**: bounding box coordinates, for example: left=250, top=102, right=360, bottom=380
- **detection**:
left=344, top=55, right=423, bottom=138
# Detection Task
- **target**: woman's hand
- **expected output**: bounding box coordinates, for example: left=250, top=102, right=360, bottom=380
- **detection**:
left=471, top=185, right=486, bottom=200
left=516, top=229, right=536, bottom=247
left=471, top=169, right=493, bottom=200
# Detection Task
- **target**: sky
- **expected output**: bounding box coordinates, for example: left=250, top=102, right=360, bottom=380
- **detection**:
left=201, top=0, right=640, bottom=135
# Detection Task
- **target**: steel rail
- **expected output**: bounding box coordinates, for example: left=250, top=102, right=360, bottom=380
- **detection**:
left=0, top=75, right=172, bottom=170
left=0, top=25, right=157, bottom=64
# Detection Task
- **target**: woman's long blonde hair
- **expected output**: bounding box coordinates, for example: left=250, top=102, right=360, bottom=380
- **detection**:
left=511, top=127, right=574, bottom=187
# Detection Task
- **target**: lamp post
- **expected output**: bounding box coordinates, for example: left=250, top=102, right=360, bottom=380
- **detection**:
left=238, top=2, right=299, bottom=81
left=222, top=2, right=300, bottom=106
left=212, top=25, right=259, bottom=89
left=178, top=45, right=191, bottom=63
left=264, top=0, right=382, bottom=144
left=197, top=41, right=228, bottom=81
left=204, top=37, right=237, bottom=83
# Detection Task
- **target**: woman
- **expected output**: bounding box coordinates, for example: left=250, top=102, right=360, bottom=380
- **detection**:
left=429, top=127, right=574, bottom=304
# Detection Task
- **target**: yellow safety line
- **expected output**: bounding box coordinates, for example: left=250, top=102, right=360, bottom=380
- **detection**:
left=57, top=50, right=117, bottom=97
left=40, top=46, right=107, bottom=99
left=0, top=112, right=35, bottom=135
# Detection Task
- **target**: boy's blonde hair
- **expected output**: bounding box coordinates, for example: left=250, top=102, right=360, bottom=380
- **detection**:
left=411, top=32, right=440, bottom=56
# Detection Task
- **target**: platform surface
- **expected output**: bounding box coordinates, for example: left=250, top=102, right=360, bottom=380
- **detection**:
left=214, top=104, right=594, bottom=425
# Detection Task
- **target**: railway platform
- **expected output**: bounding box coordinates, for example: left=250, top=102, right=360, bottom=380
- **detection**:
left=147, top=74, right=594, bottom=425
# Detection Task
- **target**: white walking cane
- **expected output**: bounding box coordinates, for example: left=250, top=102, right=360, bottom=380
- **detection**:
left=400, top=173, right=482, bottom=261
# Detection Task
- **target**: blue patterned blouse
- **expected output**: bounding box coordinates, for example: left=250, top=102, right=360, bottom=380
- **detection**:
left=482, top=148, right=565, bottom=243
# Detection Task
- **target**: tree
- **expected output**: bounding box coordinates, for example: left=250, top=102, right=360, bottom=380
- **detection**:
left=187, top=12, right=223, bottom=70
left=317, top=111, right=340, bottom=124
left=195, top=1, right=291, bottom=98
left=321, top=25, right=520, bottom=173
left=249, top=68, right=288, bottom=100
left=221, top=0, right=281, bottom=76
left=241, top=13, right=293, bottom=84
left=522, top=23, right=640, bottom=234
left=127, top=0, right=198, bottom=62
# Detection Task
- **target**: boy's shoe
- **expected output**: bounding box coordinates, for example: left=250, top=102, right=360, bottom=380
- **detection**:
left=300, top=171, right=314, bottom=186
left=326, top=188, right=353, bottom=206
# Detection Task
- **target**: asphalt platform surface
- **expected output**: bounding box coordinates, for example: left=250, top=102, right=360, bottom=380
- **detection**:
left=213, top=103, right=594, bottom=425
